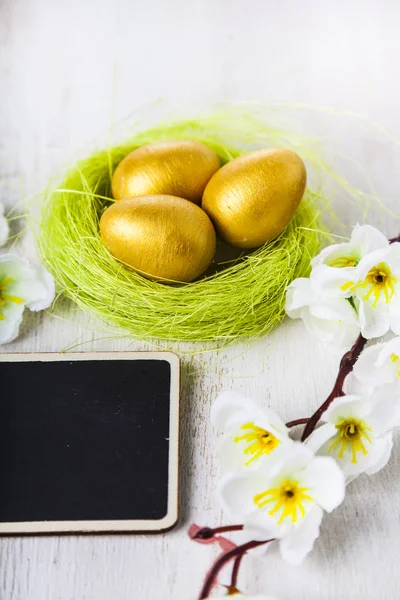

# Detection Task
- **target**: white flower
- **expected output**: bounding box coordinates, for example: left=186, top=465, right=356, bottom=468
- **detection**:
left=0, top=204, right=9, bottom=247
left=0, top=254, right=55, bottom=345
left=310, top=222, right=400, bottom=339
left=306, top=393, right=400, bottom=479
left=211, top=391, right=293, bottom=471
left=352, top=244, right=400, bottom=338
left=310, top=224, right=389, bottom=296
left=353, top=337, right=400, bottom=393
left=312, top=224, right=389, bottom=266
left=285, top=277, right=360, bottom=347
left=218, top=443, right=345, bottom=565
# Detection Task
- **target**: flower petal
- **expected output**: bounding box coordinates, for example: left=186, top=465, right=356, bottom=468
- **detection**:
left=244, top=507, right=286, bottom=541
left=218, top=471, right=266, bottom=520
left=211, top=391, right=288, bottom=438
left=364, top=433, right=393, bottom=476
left=27, top=265, right=55, bottom=311
left=388, top=291, right=400, bottom=334
left=353, top=342, right=394, bottom=386
left=351, top=224, right=389, bottom=253
left=285, top=278, right=318, bottom=314
left=309, top=297, right=358, bottom=324
left=0, top=302, right=25, bottom=345
left=323, top=395, right=372, bottom=423
left=310, top=240, right=357, bottom=268
left=311, top=264, right=356, bottom=297
left=0, top=255, right=55, bottom=311
left=368, top=389, right=400, bottom=435
left=279, top=505, right=323, bottom=565
left=269, top=441, right=314, bottom=473
left=310, top=225, right=388, bottom=271
left=304, top=423, right=337, bottom=453
left=211, top=391, right=263, bottom=432
left=359, top=301, right=390, bottom=339
left=339, top=432, right=393, bottom=479
left=356, top=246, right=395, bottom=279
left=375, top=337, right=400, bottom=367
left=301, top=306, right=360, bottom=347
left=302, top=456, right=345, bottom=512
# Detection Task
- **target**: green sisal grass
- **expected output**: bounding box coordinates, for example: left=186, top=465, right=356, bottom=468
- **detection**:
left=38, top=112, right=332, bottom=344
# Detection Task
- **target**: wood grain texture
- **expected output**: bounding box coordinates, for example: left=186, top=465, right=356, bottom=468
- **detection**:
left=1, top=0, right=400, bottom=598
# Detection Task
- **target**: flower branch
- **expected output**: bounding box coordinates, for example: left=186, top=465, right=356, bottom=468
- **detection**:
left=229, top=553, right=244, bottom=592
left=191, top=524, right=244, bottom=541
left=198, top=539, right=274, bottom=600
left=388, top=234, right=400, bottom=244
left=286, top=417, right=309, bottom=428
left=301, top=333, right=367, bottom=441
left=190, top=225, right=400, bottom=599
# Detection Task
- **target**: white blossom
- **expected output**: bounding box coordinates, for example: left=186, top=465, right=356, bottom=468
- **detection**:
left=353, top=337, right=400, bottom=394
left=211, top=391, right=293, bottom=471
left=309, top=224, right=400, bottom=339
left=0, top=203, right=9, bottom=247
left=306, top=393, right=400, bottom=479
left=0, top=254, right=55, bottom=345
left=218, top=443, right=345, bottom=565
left=352, top=244, right=400, bottom=338
left=312, top=224, right=389, bottom=264
left=285, top=277, right=360, bottom=347
left=310, top=224, right=389, bottom=296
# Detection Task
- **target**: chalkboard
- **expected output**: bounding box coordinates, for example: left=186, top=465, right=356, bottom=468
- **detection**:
left=0, top=352, right=179, bottom=534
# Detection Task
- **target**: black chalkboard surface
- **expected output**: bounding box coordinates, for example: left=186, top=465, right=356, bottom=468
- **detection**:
left=0, top=352, right=179, bottom=534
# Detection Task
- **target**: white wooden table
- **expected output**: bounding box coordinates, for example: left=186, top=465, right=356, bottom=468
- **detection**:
left=1, top=1, right=400, bottom=598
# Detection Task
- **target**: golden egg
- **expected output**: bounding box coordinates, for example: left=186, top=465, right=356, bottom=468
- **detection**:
left=202, top=149, right=307, bottom=248
left=111, top=140, right=220, bottom=204
left=100, top=195, right=216, bottom=282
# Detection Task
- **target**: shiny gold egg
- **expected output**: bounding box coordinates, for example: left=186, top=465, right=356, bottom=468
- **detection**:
left=111, top=140, right=220, bottom=204
left=100, top=195, right=216, bottom=282
left=202, top=149, right=307, bottom=248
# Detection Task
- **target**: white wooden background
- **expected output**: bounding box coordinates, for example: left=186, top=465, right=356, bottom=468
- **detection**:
left=1, top=1, right=400, bottom=599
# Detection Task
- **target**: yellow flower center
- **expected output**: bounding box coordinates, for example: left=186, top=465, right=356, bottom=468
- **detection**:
left=0, top=277, right=23, bottom=320
left=329, top=255, right=359, bottom=268
left=234, top=422, right=280, bottom=466
left=328, top=418, right=372, bottom=464
left=253, top=479, right=313, bottom=524
left=341, top=262, right=397, bottom=308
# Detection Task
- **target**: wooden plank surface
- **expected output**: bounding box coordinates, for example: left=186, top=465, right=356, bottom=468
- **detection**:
left=1, top=1, right=400, bottom=598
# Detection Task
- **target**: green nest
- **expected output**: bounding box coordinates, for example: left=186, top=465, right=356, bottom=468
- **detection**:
left=39, top=112, right=327, bottom=344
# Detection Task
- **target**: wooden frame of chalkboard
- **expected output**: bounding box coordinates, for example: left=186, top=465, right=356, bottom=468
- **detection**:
left=0, top=352, right=180, bottom=534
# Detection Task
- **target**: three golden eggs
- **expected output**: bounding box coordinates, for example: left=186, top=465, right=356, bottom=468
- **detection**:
left=100, top=139, right=307, bottom=282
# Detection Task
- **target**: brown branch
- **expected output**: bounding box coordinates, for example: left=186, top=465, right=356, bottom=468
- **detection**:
left=192, top=524, right=244, bottom=540
left=389, top=234, right=400, bottom=243
left=230, top=553, right=244, bottom=590
left=301, top=333, right=367, bottom=441
left=198, top=538, right=274, bottom=599
left=286, top=417, right=309, bottom=428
